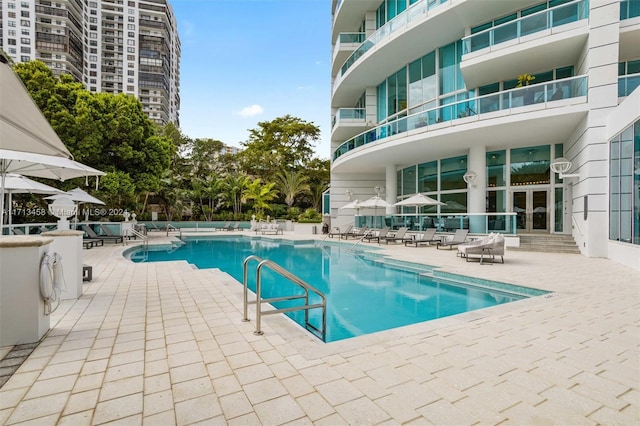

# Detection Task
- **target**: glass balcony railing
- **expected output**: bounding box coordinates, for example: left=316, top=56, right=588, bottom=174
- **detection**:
left=333, top=75, right=588, bottom=161
left=332, top=108, right=366, bottom=128
left=618, top=73, right=640, bottom=97
left=620, top=0, right=640, bottom=19
left=339, top=0, right=448, bottom=77
left=338, top=32, right=366, bottom=44
left=462, top=0, right=589, bottom=55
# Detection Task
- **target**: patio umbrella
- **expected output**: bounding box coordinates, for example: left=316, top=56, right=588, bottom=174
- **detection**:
left=46, top=188, right=105, bottom=223
left=340, top=199, right=361, bottom=214
left=394, top=193, right=445, bottom=209
left=2, top=174, right=65, bottom=226
left=0, top=57, right=104, bottom=229
left=359, top=196, right=393, bottom=227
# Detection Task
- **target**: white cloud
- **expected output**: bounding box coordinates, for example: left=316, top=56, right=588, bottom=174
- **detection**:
left=234, top=104, right=264, bottom=117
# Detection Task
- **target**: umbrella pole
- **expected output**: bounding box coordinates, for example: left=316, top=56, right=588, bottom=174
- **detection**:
left=0, top=171, right=6, bottom=233
left=8, top=191, right=12, bottom=226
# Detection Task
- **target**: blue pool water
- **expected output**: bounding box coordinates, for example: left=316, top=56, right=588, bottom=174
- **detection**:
left=128, top=236, right=546, bottom=342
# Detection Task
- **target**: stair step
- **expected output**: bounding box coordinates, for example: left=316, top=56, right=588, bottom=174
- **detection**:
left=514, top=234, right=580, bottom=254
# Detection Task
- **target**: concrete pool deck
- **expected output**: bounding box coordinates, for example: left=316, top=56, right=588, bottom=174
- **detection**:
left=0, top=230, right=638, bottom=425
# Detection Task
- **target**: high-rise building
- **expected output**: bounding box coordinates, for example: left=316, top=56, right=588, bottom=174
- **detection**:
left=0, top=0, right=180, bottom=127
left=330, top=0, right=640, bottom=269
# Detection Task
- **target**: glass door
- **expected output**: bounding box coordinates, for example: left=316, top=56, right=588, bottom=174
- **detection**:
left=512, top=189, right=549, bottom=232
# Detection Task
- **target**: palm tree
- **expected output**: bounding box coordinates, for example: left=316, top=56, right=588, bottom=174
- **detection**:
left=192, top=173, right=223, bottom=221
left=244, top=178, right=279, bottom=218
left=276, top=170, right=310, bottom=208
left=221, top=173, right=249, bottom=216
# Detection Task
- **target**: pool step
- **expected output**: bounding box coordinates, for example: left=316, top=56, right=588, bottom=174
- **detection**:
left=371, top=258, right=434, bottom=274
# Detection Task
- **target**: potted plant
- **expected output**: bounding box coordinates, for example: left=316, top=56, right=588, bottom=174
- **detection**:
left=516, top=74, right=536, bottom=105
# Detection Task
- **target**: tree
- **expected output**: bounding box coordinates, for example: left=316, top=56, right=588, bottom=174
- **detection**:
left=192, top=173, right=223, bottom=221
left=244, top=178, right=278, bottom=218
left=238, top=115, right=321, bottom=181
left=13, top=61, right=176, bottom=213
left=276, top=170, right=310, bottom=207
left=221, top=173, right=250, bottom=216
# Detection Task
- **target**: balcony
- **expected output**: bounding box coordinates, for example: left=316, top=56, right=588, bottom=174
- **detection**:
left=331, top=108, right=367, bottom=141
left=339, top=0, right=447, bottom=78
left=333, top=75, right=588, bottom=162
left=619, top=73, right=640, bottom=97
left=460, top=0, right=588, bottom=88
left=332, top=33, right=365, bottom=77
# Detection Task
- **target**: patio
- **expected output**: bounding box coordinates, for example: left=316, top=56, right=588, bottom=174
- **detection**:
left=0, top=231, right=638, bottom=424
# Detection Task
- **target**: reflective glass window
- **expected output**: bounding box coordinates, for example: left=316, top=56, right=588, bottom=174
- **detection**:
left=487, top=150, right=506, bottom=187
left=440, top=155, right=467, bottom=191
left=418, top=161, right=437, bottom=193
left=510, top=146, right=550, bottom=186
left=402, top=165, right=416, bottom=195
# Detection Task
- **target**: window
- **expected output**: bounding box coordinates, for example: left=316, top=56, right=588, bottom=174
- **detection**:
left=510, top=146, right=550, bottom=186
left=609, top=120, right=640, bottom=244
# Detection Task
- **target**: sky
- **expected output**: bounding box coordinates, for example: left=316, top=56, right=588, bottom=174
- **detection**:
left=171, top=0, right=332, bottom=159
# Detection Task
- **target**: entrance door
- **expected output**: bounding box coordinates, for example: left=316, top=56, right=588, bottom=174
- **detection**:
left=512, top=189, right=549, bottom=232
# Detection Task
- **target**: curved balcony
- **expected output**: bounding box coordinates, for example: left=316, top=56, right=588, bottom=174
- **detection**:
left=332, top=76, right=588, bottom=165
left=460, top=0, right=589, bottom=89
left=338, top=0, right=448, bottom=78
left=331, top=108, right=368, bottom=141
left=332, top=0, right=537, bottom=107
left=332, top=33, right=366, bottom=77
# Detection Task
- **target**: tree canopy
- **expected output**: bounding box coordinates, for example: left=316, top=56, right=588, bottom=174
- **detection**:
left=12, top=61, right=330, bottom=222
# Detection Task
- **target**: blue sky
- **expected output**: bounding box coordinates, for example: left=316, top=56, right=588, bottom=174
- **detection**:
left=171, top=0, right=332, bottom=159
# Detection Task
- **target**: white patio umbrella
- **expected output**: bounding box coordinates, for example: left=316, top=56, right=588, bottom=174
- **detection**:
left=359, top=196, right=393, bottom=227
left=393, top=193, right=445, bottom=208
left=340, top=199, right=361, bottom=214
left=2, top=174, right=65, bottom=226
left=46, top=188, right=105, bottom=223
left=0, top=57, right=104, bottom=230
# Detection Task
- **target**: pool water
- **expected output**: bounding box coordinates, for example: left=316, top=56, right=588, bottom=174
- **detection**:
left=129, top=236, right=545, bottom=342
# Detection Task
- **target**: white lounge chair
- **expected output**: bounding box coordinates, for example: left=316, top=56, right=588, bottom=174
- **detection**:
left=436, top=229, right=469, bottom=250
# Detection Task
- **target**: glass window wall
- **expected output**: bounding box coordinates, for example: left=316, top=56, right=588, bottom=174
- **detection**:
left=609, top=120, right=640, bottom=245
left=418, top=161, right=438, bottom=193
left=510, top=146, right=550, bottom=186
left=440, top=155, right=467, bottom=191
left=487, top=150, right=506, bottom=187
left=402, top=165, right=416, bottom=196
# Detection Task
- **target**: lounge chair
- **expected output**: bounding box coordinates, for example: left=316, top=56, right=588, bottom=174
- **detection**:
left=362, top=226, right=390, bottom=243
left=381, top=227, right=410, bottom=244
left=100, top=224, right=125, bottom=242
left=329, top=224, right=352, bottom=238
left=345, top=226, right=370, bottom=239
left=405, top=228, right=441, bottom=247
left=224, top=222, right=241, bottom=231
left=458, top=233, right=505, bottom=264
left=81, top=224, right=122, bottom=244
left=436, top=229, right=469, bottom=250
left=12, top=228, right=25, bottom=235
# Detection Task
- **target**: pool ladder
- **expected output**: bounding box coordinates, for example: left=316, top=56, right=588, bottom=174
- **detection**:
left=242, top=255, right=327, bottom=340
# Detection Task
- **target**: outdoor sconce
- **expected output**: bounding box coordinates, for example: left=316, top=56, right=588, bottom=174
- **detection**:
left=345, top=189, right=353, bottom=200
left=550, top=157, right=579, bottom=179
left=373, top=186, right=384, bottom=196
left=463, top=171, right=477, bottom=185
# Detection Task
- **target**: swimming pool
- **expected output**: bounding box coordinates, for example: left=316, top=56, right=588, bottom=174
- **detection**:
left=128, top=236, right=547, bottom=342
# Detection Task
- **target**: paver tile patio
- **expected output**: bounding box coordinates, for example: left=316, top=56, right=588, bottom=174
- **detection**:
left=0, top=232, right=637, bottom=424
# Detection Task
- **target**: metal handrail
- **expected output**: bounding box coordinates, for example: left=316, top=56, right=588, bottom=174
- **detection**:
left=128, top=228, right=148, bottom=251
left=242, top=255, right=327, bottom=340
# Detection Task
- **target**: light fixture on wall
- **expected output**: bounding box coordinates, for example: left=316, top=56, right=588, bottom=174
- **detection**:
left=373, top=185, right=384, bottom=196
left=345, top=189, right=353, bottom=200
left=550, top=157, right=579, bottom=179
left=463, top=171, right=477, bottom=185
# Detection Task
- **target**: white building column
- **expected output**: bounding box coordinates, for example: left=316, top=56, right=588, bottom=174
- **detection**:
left=385, top=164, right=397, bottom=214
left=467, top=145, right=486, bottom=233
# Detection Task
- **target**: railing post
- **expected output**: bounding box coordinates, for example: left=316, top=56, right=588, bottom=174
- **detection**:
left=254, top=260, right=267, bottom=335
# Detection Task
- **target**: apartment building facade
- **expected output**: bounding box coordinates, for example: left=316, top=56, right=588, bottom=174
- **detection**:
left=330, top=0, right=640, bottom=269
left=0, top=0, right=180, bottom=127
